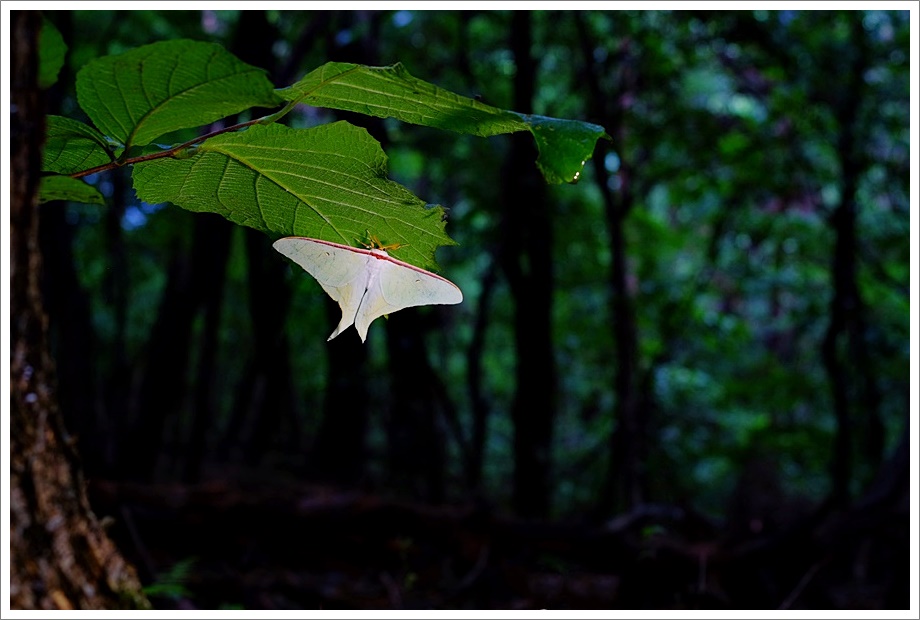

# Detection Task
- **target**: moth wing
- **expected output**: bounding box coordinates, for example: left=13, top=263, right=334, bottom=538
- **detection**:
left=273, top=237, right=372, bottom=340
left=353, top=254, right=463, bottom=342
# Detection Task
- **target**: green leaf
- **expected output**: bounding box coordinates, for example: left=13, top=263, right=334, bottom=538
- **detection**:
left=143, top=557, right=196, bottom=600
left=39, top=175, right=105, bottom=205
left=524, top=114, right=609, bottom=184
left=279, top=62, right=525, bottom=136
left=39, top=17, right=67, bottom=89
left=42, top=115, right=115, bottom=174
left=133, top=122, right=454, bottom=271
left=279, top=62, right=607, bottom=184
left=76, top=39, right=283, bottom=149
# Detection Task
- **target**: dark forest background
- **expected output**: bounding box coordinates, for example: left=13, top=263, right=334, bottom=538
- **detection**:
left=28, top=9, right=911, bottom=610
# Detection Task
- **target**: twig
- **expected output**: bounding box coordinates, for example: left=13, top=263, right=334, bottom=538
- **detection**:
left=70, top=101, right=298, bottom=179
left=779, top=559, right=827, bottom=610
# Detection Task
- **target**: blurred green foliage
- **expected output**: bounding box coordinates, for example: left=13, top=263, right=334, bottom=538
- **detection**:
left=45, top=10, right=909, bottom=518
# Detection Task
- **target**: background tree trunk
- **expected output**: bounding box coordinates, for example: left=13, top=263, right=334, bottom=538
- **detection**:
left=218, top=12, right=300, bottom=469
left=9, top=10, right=149, bottom=610
left=821, top=13, right=880, bottom=508
left=501, top=11, right=557, bottom=518
left=575, top=15, right=646, bottom=516
left=118, top=213, right=233, bottom=481
left=466, top=258, right=499, bottom=490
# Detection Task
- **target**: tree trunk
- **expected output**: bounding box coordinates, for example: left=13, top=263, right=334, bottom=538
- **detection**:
left=119, top=215, right=227, bottom=481
left=501, top=11, right=557, bottom=518
left=575, top=14, right=645, bottom=516
left=183, top=217, right=233, bottom=482
left=237, top=227, right=297, bottom=465
left=101, top=168, right=132, bottom=475
left=821, top=14, right=879, bottom=508
left=308, top=318, right=370, bottom=484
left=215, top=13, right=300, bottom=470
left=384, top=311, right=448, bottom=502
left=466, top=258, right=499, bottom=490
left=306, top=11, right=392, bottom=487
left=9, top=10, right=149, bottom=610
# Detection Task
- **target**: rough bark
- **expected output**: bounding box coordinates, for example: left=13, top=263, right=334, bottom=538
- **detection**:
left=9, top=10, right=149, bottom=610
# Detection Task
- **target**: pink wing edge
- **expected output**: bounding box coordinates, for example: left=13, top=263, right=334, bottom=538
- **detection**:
left=282, top=237, right=461, bottom=290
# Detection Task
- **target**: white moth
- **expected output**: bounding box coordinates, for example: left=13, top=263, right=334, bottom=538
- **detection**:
left=273, top=236, right=463, bottom=342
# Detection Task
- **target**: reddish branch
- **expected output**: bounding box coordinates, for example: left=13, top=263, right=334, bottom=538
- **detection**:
left=70, top=117, right=267, bottom=179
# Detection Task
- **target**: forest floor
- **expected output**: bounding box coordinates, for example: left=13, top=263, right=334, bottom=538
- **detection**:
left=88, top=474, right=908, bottom=610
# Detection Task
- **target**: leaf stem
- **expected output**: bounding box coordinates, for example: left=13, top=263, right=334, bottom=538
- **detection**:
left=69, top=106, right=295, bottom=179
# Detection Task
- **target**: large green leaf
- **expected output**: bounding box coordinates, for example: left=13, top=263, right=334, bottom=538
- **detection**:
left=76, top=39, right=283, bottom=149
left=278, top=62, right=608, bottom=184
left=133, top=122, right=454, bottom=271
left=39, top=175, right=105, bottom=205
left=42, top=115, right=115, bottom=175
